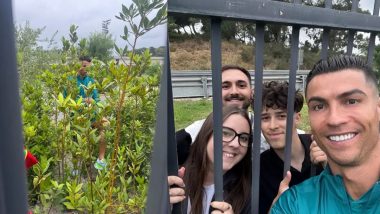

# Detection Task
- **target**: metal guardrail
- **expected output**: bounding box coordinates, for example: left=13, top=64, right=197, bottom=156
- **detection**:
left=171, top=70, right=309, bottom=98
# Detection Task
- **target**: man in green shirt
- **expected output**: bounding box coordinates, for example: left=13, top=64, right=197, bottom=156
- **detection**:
left=77, top=56, right=108, bottom=170
left=271, top=55, right=380, bottom=213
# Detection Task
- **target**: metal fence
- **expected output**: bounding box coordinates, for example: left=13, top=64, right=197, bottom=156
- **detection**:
left=0, top=0, right=28, bottom=213
left=2, top=0, right=380, bottom=213
left=147, top=0, right=380, bottom=213
left=172, top=70, right=309, bottom=98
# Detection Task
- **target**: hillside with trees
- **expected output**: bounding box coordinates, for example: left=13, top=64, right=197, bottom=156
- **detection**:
left=168, top=0, right=380, bottom=73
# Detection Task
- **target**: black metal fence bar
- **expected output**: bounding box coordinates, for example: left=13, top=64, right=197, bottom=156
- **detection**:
left=164, top=0, right=380, bottom=213
left=352, top=0, right=359, bottom=12
left=367, top=34, right=376, bottom=66
left=0, top=0, right=28, bottom=213
left=251, top=22, right=265, bottom=214
left=347, top=0, right=358, bottom=56
left=346, top=30, right=355, bottom=55
left=164, top=41, right=183, bottom=214
left=368, top=0, right=380, bottom=66
left=168, top=0, right=380, bottom=32
left=294, top=0, right=302, bottom=5
left=325, top=0, right=332, bottom=9
left=321, top=28, right=330, bottom=60
left=375, top=0, right=380, bottom=15
left=283, top=25, right=300, bottom=176
left=146, top=45, right=171, bottom=214
left=211, top=17, right=224, bottom=201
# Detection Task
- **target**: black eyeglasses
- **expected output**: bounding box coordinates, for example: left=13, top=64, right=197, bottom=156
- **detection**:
left=222, top=127, right=251, bottom=147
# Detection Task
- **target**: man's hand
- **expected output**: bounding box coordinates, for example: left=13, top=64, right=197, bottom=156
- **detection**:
left=168, top=167, right=186, bottom=204
left=270, top=170, right=291, bottom=212
left=210, top=201, right=234, bottom=214
left=310, top=140, right=327, bottom=167
left=84, top=97, right=94, bottom=104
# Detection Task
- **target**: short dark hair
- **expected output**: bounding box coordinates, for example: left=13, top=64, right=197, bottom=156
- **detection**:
left=257, top=81, right=304, bottom=113
left=79, top=56, right=92, bottom=62
left=306, top=55, right=378, bottom=96
left=222, top=65, right=252, bottom=84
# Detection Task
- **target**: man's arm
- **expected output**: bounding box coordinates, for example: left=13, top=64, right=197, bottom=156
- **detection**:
left=176, top=129, right=192, bottom=166
left=176, top=119, right=205, bottom=165
left=270, top=189, right=298, bottom=214
left=90, top=78, right=100, bottom=102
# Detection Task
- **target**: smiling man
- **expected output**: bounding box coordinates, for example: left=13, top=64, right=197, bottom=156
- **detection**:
left=176, top=65, right=271, bottom=165
left=271, top=55, right=380, bottom=213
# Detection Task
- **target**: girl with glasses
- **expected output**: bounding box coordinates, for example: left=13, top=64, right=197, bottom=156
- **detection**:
left=168, top=106, right=252, bottom=213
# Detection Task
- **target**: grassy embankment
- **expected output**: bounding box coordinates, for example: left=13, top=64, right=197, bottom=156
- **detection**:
left=171, top=39, right=311, bottom=132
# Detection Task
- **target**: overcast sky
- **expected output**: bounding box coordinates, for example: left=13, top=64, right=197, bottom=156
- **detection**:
left=12, top=0, right=166, bottom=49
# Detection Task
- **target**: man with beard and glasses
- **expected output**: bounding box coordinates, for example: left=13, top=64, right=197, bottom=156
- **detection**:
left=176, top=65, right=305, bottom=165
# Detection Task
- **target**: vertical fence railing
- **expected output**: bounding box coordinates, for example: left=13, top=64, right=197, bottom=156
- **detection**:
left=210, top=17, right=224, bottom=201
left=0, top=0, right=28, bottom=213
left=321, top=28, right=330, bottom=60
left=347, top=0, right=359, bottom=55
left=367, top=0, right=380, bottom=66
left=283, top=25, right=300, bottom=176
left=158, top=0, right=380, bottom=213
left=251, top=21, right=265, bottom=214
left=146, top=44, right=171, bottom=214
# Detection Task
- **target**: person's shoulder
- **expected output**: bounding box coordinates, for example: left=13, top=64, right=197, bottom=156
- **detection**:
left=270, top=186, right=299, bottom=214
left=184, top=119, right=205, bottom=133
left=271, top=174, right=323, bottom=213
left=260, top=149, right=273, bottom=159
left=86, top=75, right=96, bottom=82
left=298, top=133, right=312, bottom=147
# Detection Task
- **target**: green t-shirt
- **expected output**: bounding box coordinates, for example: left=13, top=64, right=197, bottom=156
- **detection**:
left=271, top=167, right=380, bottom=214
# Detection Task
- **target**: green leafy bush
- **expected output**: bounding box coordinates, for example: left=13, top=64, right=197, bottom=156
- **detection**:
left=20, top=0, right=166, bottom=213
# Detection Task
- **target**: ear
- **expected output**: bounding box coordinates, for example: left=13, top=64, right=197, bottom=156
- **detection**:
left=294, top=112, right=301, bottom=126
left=377, top=96, right=380, bottom=121
left=250, top=88, right=254, bottom=101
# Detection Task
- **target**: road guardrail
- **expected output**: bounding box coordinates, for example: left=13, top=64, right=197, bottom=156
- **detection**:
left=171, top=70, right=309, bottom=98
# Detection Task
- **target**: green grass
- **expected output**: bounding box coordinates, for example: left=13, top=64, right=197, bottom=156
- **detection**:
left=174, top=99, right=311, bottom=132
left=174, top=99, right=213, bottom=130
left=299, top=105, right=311, bottom=133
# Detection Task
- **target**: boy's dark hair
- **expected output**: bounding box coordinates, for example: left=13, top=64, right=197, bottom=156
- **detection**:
left=79, top=56, right=92, bottom=62
left=306, top=55, right=378, bottom=96
left=257, top=81, right=304, bottom=113
left=222, top=65, right=252, bottom=84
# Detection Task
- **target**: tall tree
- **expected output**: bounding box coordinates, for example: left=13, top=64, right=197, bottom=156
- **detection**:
left=304, top=0, right=370, bottom=55
left=86, top=32, right=115, bottom=62
left=15, top=21, right=60, bottom=82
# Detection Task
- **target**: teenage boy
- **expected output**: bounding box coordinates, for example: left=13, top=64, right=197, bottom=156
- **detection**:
left=258, top=81, right=324, bottom=214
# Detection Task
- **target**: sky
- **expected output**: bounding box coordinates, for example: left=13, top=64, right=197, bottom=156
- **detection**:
left=12, top=0, right=167, bottom=49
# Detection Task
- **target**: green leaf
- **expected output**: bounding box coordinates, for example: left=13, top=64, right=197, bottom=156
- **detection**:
left=154, top=3, right=164, bottom=9
left=73, top=125, right=86, bottom=133
left=33, top=177, right=39, bottom=188
left=63, top=202, right=75, bottom=210
left=122, top=4, right=129, bottom=16
left=75, top=183, right=83, bottom=193
left=143, top=16, right=150, bottom=29
left=123, top=45, right=129, bottom=56
left=58, top=93, right=64, bottom=103
left=131, top=24, right=139, bottom=35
